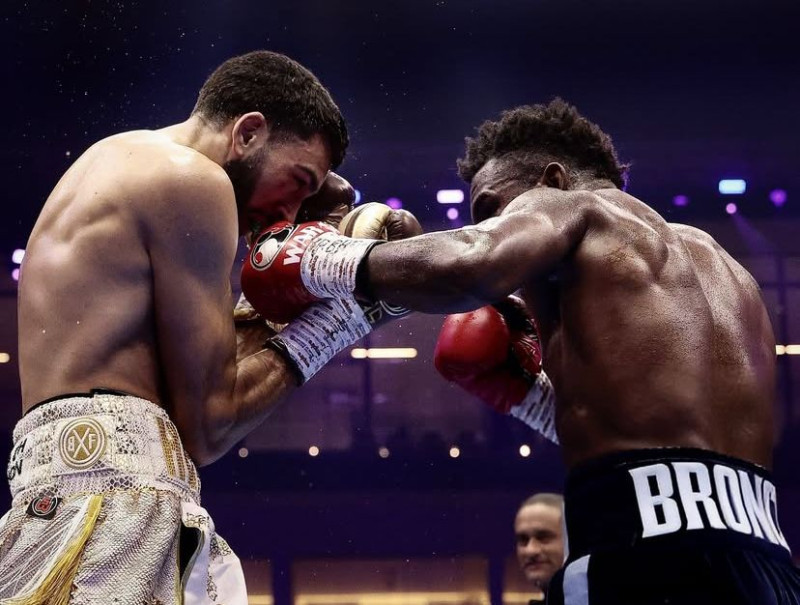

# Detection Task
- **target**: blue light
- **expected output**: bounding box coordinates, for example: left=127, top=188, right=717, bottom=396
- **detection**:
left=353, top=189, right=362, bottom=204
left=718, top=179, right=746, bottom=195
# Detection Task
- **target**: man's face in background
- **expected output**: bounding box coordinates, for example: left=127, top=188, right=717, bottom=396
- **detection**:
left=515, top=502, right=565, bottom=590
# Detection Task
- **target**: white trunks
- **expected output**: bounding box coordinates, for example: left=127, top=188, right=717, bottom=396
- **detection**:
left=0, top=390, right=247, bottom=605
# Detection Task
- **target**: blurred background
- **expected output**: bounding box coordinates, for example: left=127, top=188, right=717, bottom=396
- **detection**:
left=1, top=0, right=799, bottom=603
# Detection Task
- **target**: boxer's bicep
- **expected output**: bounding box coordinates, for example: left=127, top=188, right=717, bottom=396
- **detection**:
left=481, top=200, right=590, bottom=287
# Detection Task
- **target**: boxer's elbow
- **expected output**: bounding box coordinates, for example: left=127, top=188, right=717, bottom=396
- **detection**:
left=182, top=405, right=237, bottom=467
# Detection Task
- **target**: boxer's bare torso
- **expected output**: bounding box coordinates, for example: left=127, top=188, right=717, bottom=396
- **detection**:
left=517, top=189, right=775, bottom=469
left=18, top=129, right=237, bottom=413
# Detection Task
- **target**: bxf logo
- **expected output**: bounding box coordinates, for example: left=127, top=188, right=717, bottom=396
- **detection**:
left=58, top=418, right=107, bottom=470
left=629, top=462, right=789, bottom=551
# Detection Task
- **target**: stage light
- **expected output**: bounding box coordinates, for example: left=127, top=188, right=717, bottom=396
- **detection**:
left=770, top=189, right=787, bottom=207
left=519, top=444, right=531, bottom=457
left=446, top=208, right=459, bottom=220
left=378, top=447, right=390, bottom=459
left=354, top=189, right=362, bottom=204
left=238, top=447, right=249, bottom=458
left=12, top=249, right=24, bottom=264
left=351, top=347, right=418, bottom=359
left=672, top=195, right=689, bottom=207
left=11, top=269, right=20, bottom=282
left=725, top=203, right=738, bottom=215
left=386, top=197, right=403, bottom=209
left=436, top=189, right=464, bottom=204
left=719, top=179, right=746, bottom=195
left=776, top=345, right=800, bottom=355
left=0, top=353, right=10, bottom=364
left=449, top=446, right=460, bottom=458
left=308, top=446, right=320, bottom=457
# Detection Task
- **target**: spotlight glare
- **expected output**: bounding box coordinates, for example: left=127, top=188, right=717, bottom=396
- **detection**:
left=0, top=353, right=10, bottom=364
left=719, top=179, right=746, bottom=195
left=350, top=347, right=417, bottom=359
left=354, top=189, right=362, bottom=205
left=12, top=249, right=25, bottom=264
left=238, top=447, right=249, bottom=458
left=769, top=189, right=787, bottom=207
left=519, top=444, right=531, bottom=457
left=449, top=446, right=460, bottom=458
left=436, top=189, right=465, bottom=204
left=446, top=208, right=459, bottom=220
left=386, top=197, right=403, bottom=210
left=11, top=268, right=20, bottom=282
left=378, top=446, right=390, bottom=459
left=308, top=445, right=320, bottom=457
left=672, top=195, right=689, bottom=207
left=725, top=203, right=738, bottom=215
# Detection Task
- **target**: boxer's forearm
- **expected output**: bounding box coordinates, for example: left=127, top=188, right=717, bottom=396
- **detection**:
left=359, top=205, right=589, bottom=313
left=360, top=228, right=522, bottom=313
left=193, top=349, right=296, bottom=466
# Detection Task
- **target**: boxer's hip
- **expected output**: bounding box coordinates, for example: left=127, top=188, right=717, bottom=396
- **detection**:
left=547, top=448, right=800, bottom=605
left=0, top=390, right=247, bottom=604
left=7, top=388, right=200, bottom=506
left=562, top=447, right=791, bottom=561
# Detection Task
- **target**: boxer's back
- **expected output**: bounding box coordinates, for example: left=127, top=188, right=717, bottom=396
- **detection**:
left=526, top=189, right=776, bottom=468
left=18, top=131, right=192, bottom=411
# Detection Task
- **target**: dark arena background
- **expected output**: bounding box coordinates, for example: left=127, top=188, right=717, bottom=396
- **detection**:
left=2, top=1, right=799, bottom=603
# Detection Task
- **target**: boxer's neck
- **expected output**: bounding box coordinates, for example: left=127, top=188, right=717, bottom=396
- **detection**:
left=158, top=115, right=232, bottom=166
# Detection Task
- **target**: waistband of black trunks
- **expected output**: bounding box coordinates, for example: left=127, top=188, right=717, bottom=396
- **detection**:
left=563, top=447, right=792, bottom=563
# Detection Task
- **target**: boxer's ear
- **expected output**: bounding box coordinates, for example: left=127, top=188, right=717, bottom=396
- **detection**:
left=539, top=162, right=569, bottom=190
left=230, top=112, right=268, bottom=160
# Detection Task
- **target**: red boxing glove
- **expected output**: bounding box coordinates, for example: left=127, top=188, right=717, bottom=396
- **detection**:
left=240, top=221, right=337, bottom=323
left=434, top=297, right=542, bottom=414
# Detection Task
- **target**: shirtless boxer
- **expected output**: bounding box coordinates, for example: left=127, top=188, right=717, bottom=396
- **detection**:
left=0, top=50, right=415, bottom=604
left=245, top=98, right=800, bottom=603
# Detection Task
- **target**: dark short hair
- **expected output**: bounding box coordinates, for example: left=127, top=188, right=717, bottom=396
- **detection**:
left=193, top=50, right=348, bottom=168
left=457, top=98, right=629, bottom=189
left=518, top=492, right=564, bottom=512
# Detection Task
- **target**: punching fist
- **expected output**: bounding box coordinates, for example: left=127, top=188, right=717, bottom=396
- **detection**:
left=434, top=297, right=558, bottom=442
left=296, top=172, right=355, bottom=229
left=339, top=202, right=423, bottom=241
left=241, top=203, right=422, bottom=325
left=240, top=221, right=338, bottom=323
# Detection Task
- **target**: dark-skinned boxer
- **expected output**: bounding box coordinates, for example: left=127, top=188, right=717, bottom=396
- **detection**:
left=244, top=98, right=799, bottom=604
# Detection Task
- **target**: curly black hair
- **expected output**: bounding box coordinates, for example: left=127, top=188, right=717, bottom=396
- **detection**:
left=457, top=98, right=629, bottom=189
left=193, top=50, right=348, bottom=169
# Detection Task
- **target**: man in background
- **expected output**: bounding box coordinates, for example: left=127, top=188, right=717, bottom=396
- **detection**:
left=514, top=493, right=565, bottom=603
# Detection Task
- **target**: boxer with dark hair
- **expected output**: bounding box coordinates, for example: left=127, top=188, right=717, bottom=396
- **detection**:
left=251, top=98, right=799, bottom=603
left=1, top=50, right=421, bottom=604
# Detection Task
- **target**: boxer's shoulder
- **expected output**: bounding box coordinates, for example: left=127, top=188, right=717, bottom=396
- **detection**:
left=92, top=129, right=231, bottom=194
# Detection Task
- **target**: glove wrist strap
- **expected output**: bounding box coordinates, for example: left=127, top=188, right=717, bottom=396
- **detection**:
left=266, top=297, right=372, bottom=384
left=301, top=233, right=380, bottom=298
left=509, top=372, right=559, bottom=444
